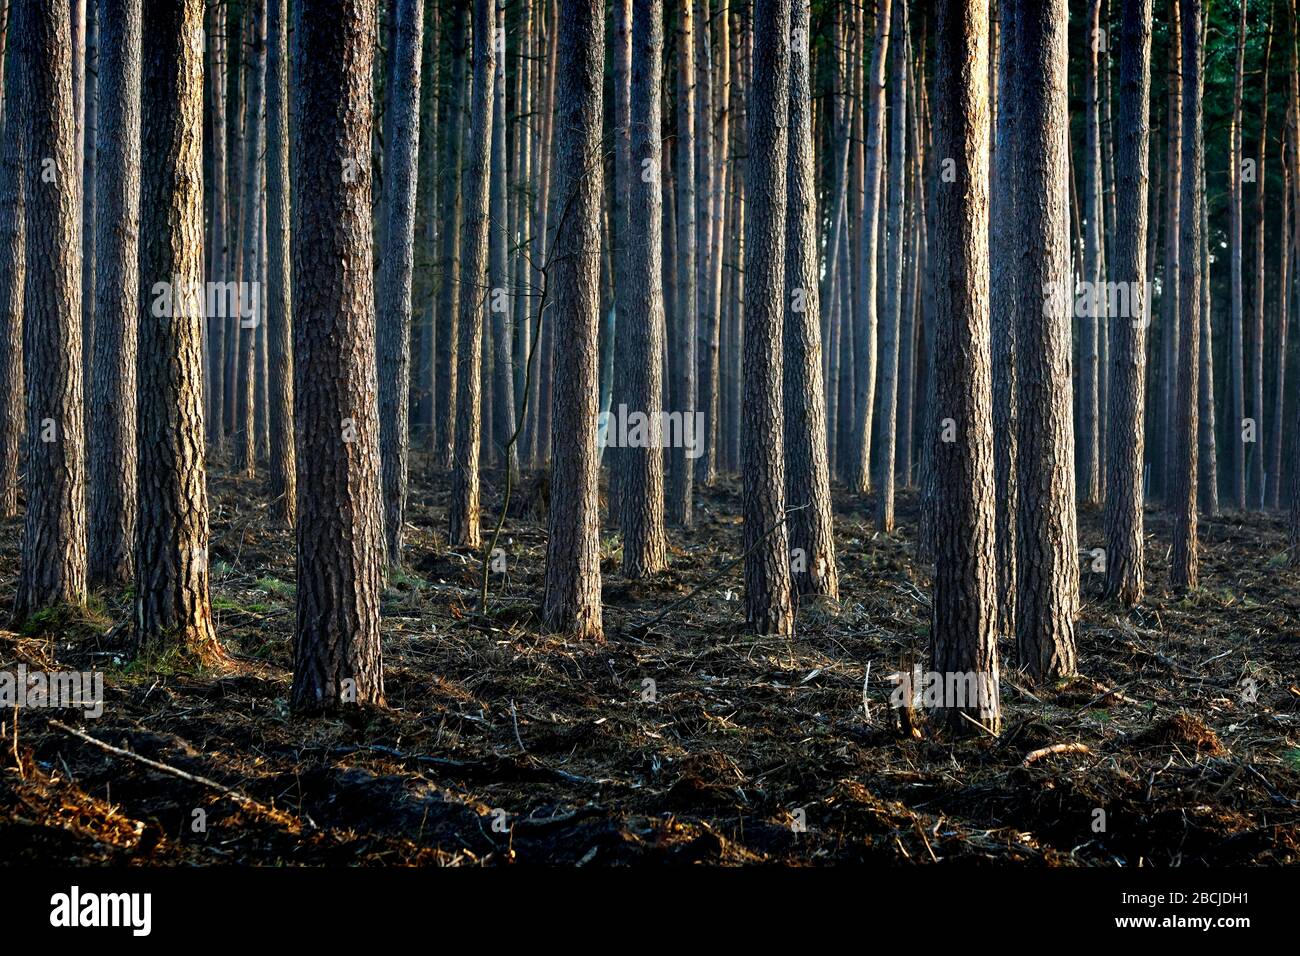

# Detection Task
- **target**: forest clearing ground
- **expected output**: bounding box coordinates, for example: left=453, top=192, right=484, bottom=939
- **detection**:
left=1, top=456, right=1298, bottom=865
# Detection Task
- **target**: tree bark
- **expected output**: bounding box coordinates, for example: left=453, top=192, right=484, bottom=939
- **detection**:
left=448, top=0, right=495, bottom=548
left=742, top=0, right=794, bottom=635
left=1170, top=0, right=1203, bottom=591
left=265, top=0, right=295, bottom=526
left=619, top=0, right=668, bottom=578
left=1011, top=0, right=1078, bottom=680
left=542, top=0, right=604, bottom=640
left=134, top=0, right=218, bottom=661
left=1103, top=0, right=1152, bottom=607
left=377, top=0, right=422, bottom=566
left=289, top=0, right=385, bottom=711
left=783, top=0, right=837, bottom=600
left=88, top=0, right=141, bottom=588
left=0, top=0, right=25, bottom=520
left=930, top=0, right=1000, bottom=733
left=13, top=0, right=88, bottom=620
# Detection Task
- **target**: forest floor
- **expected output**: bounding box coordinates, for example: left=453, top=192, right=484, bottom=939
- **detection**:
left=2, top=458, right=1299, bottom=865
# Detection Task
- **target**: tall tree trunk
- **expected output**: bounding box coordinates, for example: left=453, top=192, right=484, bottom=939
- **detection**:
left=488, top=0, right=518, bottom=484
left=783, top=0, right=837, bottom=600
left=1170, top=0, right=1203, bottom=591
left=542, top=0, right=603, bottom=639
left=1257, top=9, right=1274, bottom=509
left=448, top=0, right=494, bottom=548
left=1230, top=0, right=1248, bottom=510
left=377, top=0, right=423, bottom=567
left=930, top=0, right=1000, bottom=733
left=667, top=0, right=696, bottom=527
left=1080, top=0, right=1104, bottom=509
left=990, top=0, right=1019, bottom=640
left=13, top=0, right=88, bottom=620
left=0, top=0, right=25, bottom=520
left=81, top=1, right=96, bottom=422
left=265, top=0, right=295, bottom=526
left=876, top=0, right=908, bottom=533
left=1011, top=0, right=1078, bottom=680
left=233, top=0, right=266, bottom=477
left=620, top=0, right=668, bottom=578
left=88, top=0, right=140, bottom=588
left=1160, top=0, right=1183, bottom=506
left=289, top=0, right=385, bottom=711
left=742, top=0, right=794, bottom=636
left=1198, top=152, right=1218, bottom=517
left=134, top=0, right=218, bottom=660
left=849, top=0, right=891, bottom=494
left=207, top=0, right=228, bottom=449
left=435, top=1, right=466, bottom=468
left=1103, top=0, right=1152, bottom=607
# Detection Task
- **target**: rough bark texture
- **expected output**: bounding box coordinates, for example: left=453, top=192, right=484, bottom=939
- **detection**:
left=81, top=1, right=97, bottom=423
left=488, top=0, right=518, bottom=483
left=207, top=0, right=228, bottom=448
left=88, top=0, right=141, bottom=588
left=929, top=0, right=1000, bottom=734
left=0, top=0, right=25, bottom=520
left=289, top=0, right=385, bottom=711
left=1011, top=0, right=1078, bottom=681
left=876, top=0, right=908, bottom=533
left=435, top=0, right=467, bottom=468
left=619, top=0, right=668, bottom=579
left=265, top=0, right=295, bottom=526
left=134, top=0, right=218, bottom=660
left=233, top=0, right=266, bottom=476
left=849, top=0, right=891, bottom=494
left=990, top=0, right=1019, bottom=640
left=542, top=0, right=604, bottom=640
left=1170, top=0, right=1202, bottom=592
left=1103, top=0, right=1152, bottom=607
left=14, top=0, right=88, bottom=620
left=1160, top=0, right=1182, bottom=506
left=377, top=0, right=422, bottom=566
left=1080, top=0, right=1103, bottom=509
left=448, top=0, right=494, bottom=548
left=783, top=0, right=837, bottom=600
left=742, top=0, right=794, bottom=636
left=668, top=0, right=696, bottom=528
left=1229, top=0, right=1247, bottom=511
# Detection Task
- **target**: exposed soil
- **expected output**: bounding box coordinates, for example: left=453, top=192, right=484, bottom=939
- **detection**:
left=2, top=460, right=1298, bottom=865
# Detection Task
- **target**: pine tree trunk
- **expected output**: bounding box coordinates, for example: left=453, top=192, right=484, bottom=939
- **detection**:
left=1170, top=0, right=1203, bottom=591
left=1103, top=0, right=1152, bottom=607
left=930, top=0, right=1000, bottom=733
left=620, top=0, right=668, bottom=578
left=1080, top=0, right=1104, bottom=509
left=1256, top=11, right=1273, bottom=510
left=88, top=0, right=140, bottom=588
left=742, top=0, right=794, bottom=636
left=265, top=0, right=295, bottom=526
left=667, top=0, right=696, bottom=528
left=134, top=0, right=218, bottom=660
left=435, top=1, right=466, bottom=468
left=1198, top=155, right=1218, bottom=517
left=81, top=2, right=96, bottom=422
left=488, top=0, right=518, bottom=484
left=1011, top=0, right=1078, bottom=680
left=876, top=0, right=908, bottom=533
left=448, top=0, right=495, bottom=548
left=849, top=0, right=891, bottom=494
left=377, top=0, right=423, bottom=567
left=207, top=0, right=228, bottom=450
left=784, top=0, right=837, bottom=599
left=1230, top=0, right=1248, bottom=510
left=542, top=0, right=603, bottom=640
left=14, top=0, right=88, bottom=620
left=1162, top=0, right=1183, bottom=507
left=0, top=0, right=25, bottom=520
left=233, top=0, right=266, bottom=477
left=289, top=0, right=385, bottom=711
left=990, top=0, right=1019, bottom=639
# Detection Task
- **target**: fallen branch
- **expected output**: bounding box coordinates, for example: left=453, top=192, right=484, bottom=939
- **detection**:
left=1021, top=743, right=1092, bottom=767
left=48, top=719, right=303, bottom=832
